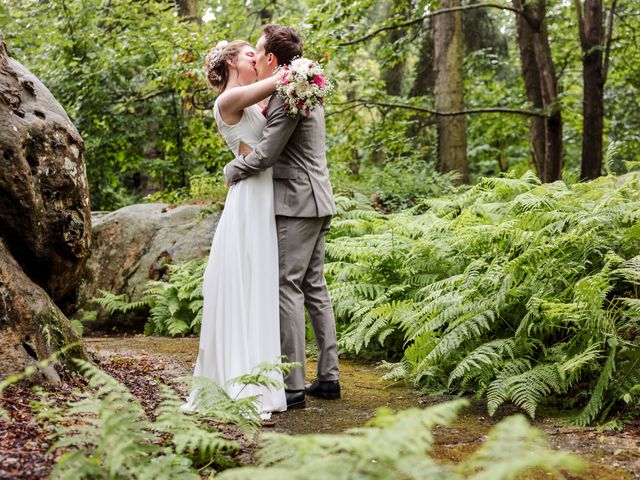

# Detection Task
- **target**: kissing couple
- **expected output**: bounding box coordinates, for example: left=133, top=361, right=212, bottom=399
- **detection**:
left=183, top=24, right=340, bottom=418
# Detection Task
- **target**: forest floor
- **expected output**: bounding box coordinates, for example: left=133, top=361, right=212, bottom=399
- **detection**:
left=1, top=334, right=639, bottom=479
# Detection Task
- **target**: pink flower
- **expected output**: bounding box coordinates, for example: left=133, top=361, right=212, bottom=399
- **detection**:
left=310, top=74, right=326, bottom=89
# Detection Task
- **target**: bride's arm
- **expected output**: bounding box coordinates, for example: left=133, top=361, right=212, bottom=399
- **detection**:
left=217, top=76, right=277, bottom=118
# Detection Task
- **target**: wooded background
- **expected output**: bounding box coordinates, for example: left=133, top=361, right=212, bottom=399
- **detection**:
left=1, top=0, right=637, bottom=211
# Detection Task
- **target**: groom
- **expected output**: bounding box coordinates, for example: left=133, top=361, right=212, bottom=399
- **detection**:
left=224, top=24, right=340, bottom=409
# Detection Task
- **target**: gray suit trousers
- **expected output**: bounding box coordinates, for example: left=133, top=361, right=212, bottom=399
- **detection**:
left=277, top=215, right=339, bottom=390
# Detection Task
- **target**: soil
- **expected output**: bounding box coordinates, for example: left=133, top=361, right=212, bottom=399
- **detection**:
left=1, top=334, right=638, bottom=479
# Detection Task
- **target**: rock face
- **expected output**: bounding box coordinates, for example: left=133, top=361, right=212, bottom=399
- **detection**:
left=79, top=203, right=220, bottom=332
left=0, top=37, right=91, bottom=311
left=0, top=37, right=89, bottom=381
left=0, top=239, right=86, bottom=382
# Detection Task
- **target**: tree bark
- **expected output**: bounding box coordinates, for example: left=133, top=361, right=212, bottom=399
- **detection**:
left=176, top=0, right=200, bottom=23
left=381, top=0, right=411, bottom=96
left=513, top=0, right=563, bottom=182
left=409, top=24, right=434, bottom=98
left=433, top=0, right=468, bottom=183
left=407, top=25, right=435, bottom=141
left=575, top=0, right=605, bottom=180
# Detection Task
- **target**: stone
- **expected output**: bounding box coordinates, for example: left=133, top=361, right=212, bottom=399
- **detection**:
left=78, top=203, right=220, bottom=332
left=0, top=36, right=91, bottom=312
left=0, top=238, right=86, bottom=383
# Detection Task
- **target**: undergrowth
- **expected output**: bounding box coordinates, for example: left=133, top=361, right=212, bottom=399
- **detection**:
left=326, top=172, right=640, bottom=423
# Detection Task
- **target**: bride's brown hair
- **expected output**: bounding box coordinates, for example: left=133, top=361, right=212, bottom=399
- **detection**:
left=204, top=40, right=251, bottom=92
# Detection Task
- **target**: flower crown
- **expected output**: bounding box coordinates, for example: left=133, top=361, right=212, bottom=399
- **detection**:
left=204, top=40, right=229, bottom=86
left=207, top=40, right=228, bottom=64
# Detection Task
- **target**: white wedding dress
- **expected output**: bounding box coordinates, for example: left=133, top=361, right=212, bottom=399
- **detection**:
left=184, top=100, right=286, bottom=417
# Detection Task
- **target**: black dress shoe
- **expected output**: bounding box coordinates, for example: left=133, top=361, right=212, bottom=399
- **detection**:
left=285, top=389, right=306, bottom=410
left=305, top=379, right=341, bottom=399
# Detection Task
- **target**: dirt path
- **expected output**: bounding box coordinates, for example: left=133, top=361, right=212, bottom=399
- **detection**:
left=85, top=335, right=640, bottom=479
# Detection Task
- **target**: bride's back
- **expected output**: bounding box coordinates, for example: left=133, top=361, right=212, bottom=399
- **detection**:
left=213, top=100, right=266, bottom=156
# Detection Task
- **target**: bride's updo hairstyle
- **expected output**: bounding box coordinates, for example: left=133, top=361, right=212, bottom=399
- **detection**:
left=204, top=40, right=251, bottom=92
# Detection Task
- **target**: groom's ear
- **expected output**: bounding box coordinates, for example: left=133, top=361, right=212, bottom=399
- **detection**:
left=266, top=52, right=277, bottom=67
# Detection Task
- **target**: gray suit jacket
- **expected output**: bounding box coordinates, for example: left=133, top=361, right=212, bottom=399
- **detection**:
left=224, top=95, right=337, bottom=218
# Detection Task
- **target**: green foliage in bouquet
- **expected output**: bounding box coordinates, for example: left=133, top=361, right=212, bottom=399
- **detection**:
left=326, top=172, right=640, bottom=423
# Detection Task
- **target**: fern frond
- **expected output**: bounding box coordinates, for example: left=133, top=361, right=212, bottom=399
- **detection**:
left=448, top=338, right=517, bottom=387
left=462, top=415, right=584, bottom=480
left=572, top=344, right=617, bottom=426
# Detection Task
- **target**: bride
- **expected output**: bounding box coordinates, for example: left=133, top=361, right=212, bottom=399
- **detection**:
left=183, top=40, right=286, bottom=417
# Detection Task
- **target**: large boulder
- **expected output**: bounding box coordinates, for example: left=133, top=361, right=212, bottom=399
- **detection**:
left=0, top=37, right=90, bottom=312
left=79, top=203, right=220, bottom=332
left=0, top=239, right=86, bottom=383
left=0, top=36, right=89, bottom=380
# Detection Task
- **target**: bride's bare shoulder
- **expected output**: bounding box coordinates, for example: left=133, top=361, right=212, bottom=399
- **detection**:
left=216, top=89, right=244, bottom=125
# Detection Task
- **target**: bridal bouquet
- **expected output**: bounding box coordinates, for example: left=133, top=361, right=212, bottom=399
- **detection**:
left=275, top=58, right=332, bottom=117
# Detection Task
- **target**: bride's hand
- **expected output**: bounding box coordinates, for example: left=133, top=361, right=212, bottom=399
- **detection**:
left=238, top=141, right=253, bottom=156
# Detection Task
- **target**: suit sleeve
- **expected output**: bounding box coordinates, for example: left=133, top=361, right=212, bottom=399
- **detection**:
left=225, top=96, right=299, bottom=183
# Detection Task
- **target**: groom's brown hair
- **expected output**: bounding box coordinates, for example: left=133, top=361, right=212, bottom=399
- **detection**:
left=262, top=24, right=302, bottom=66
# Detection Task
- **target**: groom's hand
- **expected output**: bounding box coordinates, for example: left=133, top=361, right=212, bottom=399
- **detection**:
left=223, top=164, right=233, bottom=188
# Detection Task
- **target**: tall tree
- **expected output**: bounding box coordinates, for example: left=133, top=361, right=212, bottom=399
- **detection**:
left=575, top=0, right=616, bottom=180
left=381, top=0, right=411, bottom=96
left=176, top=0, right=200, bottom=23
left=513, top=0, right=563, bottom=182
left=433, top=0, right=468, bottom=183
left=406, top=24, right=435, bottom=142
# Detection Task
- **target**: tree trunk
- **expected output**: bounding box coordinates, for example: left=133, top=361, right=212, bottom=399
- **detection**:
left=513, top=0, right=563, bottom=182
left=409, top=24, right=434, bottom=99
left=433, top=0, right=468, bottom=183
left=176, top=0, right=200, bottom=23
left=382, top=0, right=410, bottom=96
left=576, top=0, right=605, bottom=180
left=407, top=24, right=435, bottom=141
left=514, top=6, right=546, bottom=177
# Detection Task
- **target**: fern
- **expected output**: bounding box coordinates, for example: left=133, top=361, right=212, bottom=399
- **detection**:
left=448, top=338, right=518, bottom=387
left=94, top=258, right=207, bottom=336
left=326, top=172, right=640, bottom=422
left=94, top=290, right=151, bottom=315
left=0, top=343, right=80, bottom=420
left=46, top=358, right=273, bottom=479
left=217, top=400, right=583, bottom=480
left=462, top=415, right=584, bottom=480
left=572, top=342, right=618, bottom=426
left=154, top=384, right=239, bottom=460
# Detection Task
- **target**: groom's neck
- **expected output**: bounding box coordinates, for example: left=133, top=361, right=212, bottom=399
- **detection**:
left=261, top=65, right=278, bottom=80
